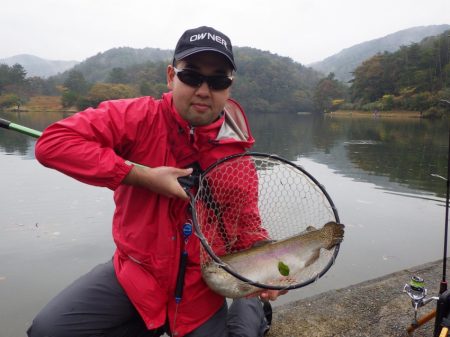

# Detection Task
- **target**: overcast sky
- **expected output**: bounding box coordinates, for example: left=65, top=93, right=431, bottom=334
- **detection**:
left=2, top=0, right=449, bottom=65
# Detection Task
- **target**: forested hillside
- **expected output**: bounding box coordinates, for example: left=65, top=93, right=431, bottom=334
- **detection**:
left=53, top=46, right=322, bottom=112
left=310, top=24, right=450, bottom=83
left=66, top=47, right=173, bottom=82
left=347, top=29, right=450, bottom=116
left=232, top=47, right=320, bottom=112
left=2, top=26, right=449, bottom=116
left=0, top=46, right=321, bottom=114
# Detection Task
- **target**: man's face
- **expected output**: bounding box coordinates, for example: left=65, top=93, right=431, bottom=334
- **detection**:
left=167, top=52, right=233, bottom=126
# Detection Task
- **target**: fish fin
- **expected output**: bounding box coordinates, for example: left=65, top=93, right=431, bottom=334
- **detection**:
left=252, top=239, right=276, bottom=248
left=298, top=226, right=316, bottom=235
left=238, top=283, right=259, bottom=297
left=323, top=222, right=345, bottom=249
left=304, top=249, right=321, bottom=267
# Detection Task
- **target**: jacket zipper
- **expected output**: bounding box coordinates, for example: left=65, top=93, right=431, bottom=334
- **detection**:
left=189, top=126, right=195, bottom=144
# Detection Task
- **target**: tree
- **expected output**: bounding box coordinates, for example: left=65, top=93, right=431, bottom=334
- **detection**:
left=0, top=63, right=28, bottom=95
left=107, top=67, right=129, bottom=84
left=0, top=64, right=10, bottom=94
left=139, top=81, right=151, bottom=96
left=9, top=64, right=27, bottom=85
left=313, top=73, right=347, bottom=112
left=78, top=83, right=138, bottom=110
left=27, top=76, right=50, bottom=96
left=381, top=95, right=394, bottom=110
left=61, top=89, right=80, bottom=108
left=0, top=93, right=21, bottom=110
left=62, top=70, right=89, bottom=108
left=63, top=70, right=88, bottom=95
left=350, top=55, right=387, bottom=103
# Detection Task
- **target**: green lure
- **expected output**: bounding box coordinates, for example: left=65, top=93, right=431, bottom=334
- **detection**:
left=278, top=261, right=290, bottom=276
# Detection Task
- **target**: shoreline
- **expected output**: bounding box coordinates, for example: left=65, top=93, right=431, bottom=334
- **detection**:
left=5, top=109, right=422, bottom=118
left=328, top=110, right=422, bottom=119
left=267, top=259, right=447, bottom=337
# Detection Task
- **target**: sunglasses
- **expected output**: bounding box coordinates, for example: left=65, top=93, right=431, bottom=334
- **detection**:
left=173, top=67, right=233, bottom=91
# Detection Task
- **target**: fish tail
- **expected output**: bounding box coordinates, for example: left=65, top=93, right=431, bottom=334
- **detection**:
left=323, top=222, right=345, bottom=249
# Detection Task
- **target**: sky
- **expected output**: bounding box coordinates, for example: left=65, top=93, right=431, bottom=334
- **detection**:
left=2, top=0, right=450, bottom=65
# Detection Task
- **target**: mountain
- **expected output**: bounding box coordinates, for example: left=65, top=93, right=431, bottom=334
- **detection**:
left=309, top=24, right=450, bottom=83
left=0, top=54, right=79, bottom=78
left=65, top=47, right=173, bottom=82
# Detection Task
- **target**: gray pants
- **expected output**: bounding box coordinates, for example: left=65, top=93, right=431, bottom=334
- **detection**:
left=27, top=260, right=268, bottom=337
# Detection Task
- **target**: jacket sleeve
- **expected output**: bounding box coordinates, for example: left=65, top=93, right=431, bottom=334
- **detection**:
left=35, top=98, right=152, bottom=190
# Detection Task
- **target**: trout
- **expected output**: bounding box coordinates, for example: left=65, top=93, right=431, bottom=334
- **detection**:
left=201, top=221, right=344, bottom=298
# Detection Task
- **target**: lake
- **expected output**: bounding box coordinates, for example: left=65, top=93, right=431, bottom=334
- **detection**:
left=1, top=110, right=449, bottom=336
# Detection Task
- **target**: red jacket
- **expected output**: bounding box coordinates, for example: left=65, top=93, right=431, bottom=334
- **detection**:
left=35, top=92, right=260, bottom=336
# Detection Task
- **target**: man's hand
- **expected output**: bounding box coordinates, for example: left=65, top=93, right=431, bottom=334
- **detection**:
left=246, top=289, right=288, bottom=302
left=258, top=289, right=288, bottom=302
left=123, top=165, right=193, bottom=200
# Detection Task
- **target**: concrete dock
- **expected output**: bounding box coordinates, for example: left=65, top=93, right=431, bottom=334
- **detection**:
left=267, top=259, right=448, bottom=337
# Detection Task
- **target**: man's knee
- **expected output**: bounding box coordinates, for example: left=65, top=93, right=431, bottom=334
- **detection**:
left=27, top=312, right=60, bottom=337
left=227, top=298, right=268, bottom=337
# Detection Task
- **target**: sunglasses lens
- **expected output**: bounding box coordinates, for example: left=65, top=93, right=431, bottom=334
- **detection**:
left=176, top=69, right=232, bottom=90
left=177, top=71, right=204, bottom=87
left=208, top=76, right=233, bottom=90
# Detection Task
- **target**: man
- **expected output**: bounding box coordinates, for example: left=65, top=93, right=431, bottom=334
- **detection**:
left=28, top=26, right=282, bottom=337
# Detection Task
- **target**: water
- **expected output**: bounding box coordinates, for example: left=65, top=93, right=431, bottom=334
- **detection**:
left=0, top=110, right=448, bottom=336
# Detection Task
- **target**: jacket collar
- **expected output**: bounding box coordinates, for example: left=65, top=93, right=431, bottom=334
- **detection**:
left=161, top=92, right=253, bottom=145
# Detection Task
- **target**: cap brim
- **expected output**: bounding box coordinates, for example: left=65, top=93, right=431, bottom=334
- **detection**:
left=174, top=47, right=236, bottom=70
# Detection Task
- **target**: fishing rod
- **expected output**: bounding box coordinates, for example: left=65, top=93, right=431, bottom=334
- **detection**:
left=433, top=99, right=450, bottom=337
left=403, top=99, right=450, bottom=337
left=0, top=116, right=152, bottom=170
left=435, top=99, right=450, bottom=295
left=0, top=117, right=42, bottom=138
left=442, top=100, right=450, bottom=294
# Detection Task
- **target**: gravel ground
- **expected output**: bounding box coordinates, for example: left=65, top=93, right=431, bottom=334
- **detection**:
left=267, top=259, right=449, bottom=337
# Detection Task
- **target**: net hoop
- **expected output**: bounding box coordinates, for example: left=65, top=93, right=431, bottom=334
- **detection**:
left=190, top=152, right=341, bottom=290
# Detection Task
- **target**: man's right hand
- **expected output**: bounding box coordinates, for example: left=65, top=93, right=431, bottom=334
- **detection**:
left=123, top=165, right=193, bottom=200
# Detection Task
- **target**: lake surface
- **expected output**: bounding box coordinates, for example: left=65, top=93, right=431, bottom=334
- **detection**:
left=1, top=110, right=449, bottom=336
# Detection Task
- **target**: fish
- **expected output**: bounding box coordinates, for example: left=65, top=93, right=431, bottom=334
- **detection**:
left=201, top=221, right=344, bottom=298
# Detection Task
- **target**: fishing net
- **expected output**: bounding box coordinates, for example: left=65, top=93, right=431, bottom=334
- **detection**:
left=191, top=153, right=342, bottom=296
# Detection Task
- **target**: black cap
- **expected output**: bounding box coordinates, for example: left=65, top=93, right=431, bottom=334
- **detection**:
left=173, top=26, right=236, bottom=70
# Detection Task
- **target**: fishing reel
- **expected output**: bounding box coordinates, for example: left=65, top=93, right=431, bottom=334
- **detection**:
left=403, top=276, right=439, bottom=324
